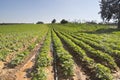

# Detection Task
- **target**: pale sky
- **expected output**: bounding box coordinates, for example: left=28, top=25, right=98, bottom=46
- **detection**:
left=0, top=0, right=102, bottom=23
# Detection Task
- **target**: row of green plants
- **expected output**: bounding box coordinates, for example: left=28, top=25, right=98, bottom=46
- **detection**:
left=52, top=23, right=109, bottom=33
left=0, top=24, right=49, bottom=61
left=70, top=33, right=120, bottom=65
left=76, top=33, right=120, bottom=57
left=0, top=32, right=36, bottom=61
left=32, top=30, right=52, bottom=80
left=52, top=30, right=75, bottom=79
left=76, top=33, right=120, bottom=51
left=60, top=31, right=118, bottom=70
left=55, top=30, right=113, bottom=80
left=54, top=23, right=120, bottom=52
left=9, top=30, right=48, bottom=67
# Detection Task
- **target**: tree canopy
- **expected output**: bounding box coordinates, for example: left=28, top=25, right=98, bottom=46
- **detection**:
left=51, top=19, right=56, bottom=24
left=60, top=19, right=68, bottom=24
left=99, top=0, right=120, bottom=28
left=36, top=21, right=44, bottom=24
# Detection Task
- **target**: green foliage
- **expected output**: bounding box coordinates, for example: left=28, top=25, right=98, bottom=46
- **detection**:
left=10, top=50, right=29, bottom=67
left=99, top=0, right=119, bottom=21
left=37, top=53, right=51, bottom=67
left=28, top=44, right=36, bottom=51
left=60, top=19, right=68, bottom=24
left=36, top=21, right=44, bottom=24
left=0, top=24, right=49, bottom=60
left=1, top=23, right=120, bottom=80
left=60, top=31, right=118, bottom=70
left=95, top=64, right=113, bottom=80
left=51, top=19, right=56, bottom=24
left=32, top=31, right=52, bottom=80
left=32, top=67, right=47, bottom=80
left=55, top=30, right=114, bottom=80
left=52, top=31, right=74, bottom=77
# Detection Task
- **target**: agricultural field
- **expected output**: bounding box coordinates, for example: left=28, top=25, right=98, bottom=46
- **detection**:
left=0, top=23, right=120, bottom=80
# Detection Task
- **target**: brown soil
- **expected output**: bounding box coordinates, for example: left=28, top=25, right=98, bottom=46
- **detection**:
left=113, top=70, right=120, bottom=80
left=0, top=69, right=16, bottom=80
left=0, top=61, right=4, bottom=70
left=0, top=61, right=16, bottom=80
left=46, top=66, right=54, bottom=80
left=15, top=53, right=36, bottom=80
left=73, top=63, right=87, bottom=80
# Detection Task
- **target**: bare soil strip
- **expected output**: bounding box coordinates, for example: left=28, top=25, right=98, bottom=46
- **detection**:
left=113, top=70, right=120, bottom=80
left=15, top=52, right=36, bottom=80
left=73, top=63, right=87, bottom=80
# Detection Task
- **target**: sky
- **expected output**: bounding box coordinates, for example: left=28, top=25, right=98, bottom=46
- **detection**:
left=0, top=0, right=102, bottom=23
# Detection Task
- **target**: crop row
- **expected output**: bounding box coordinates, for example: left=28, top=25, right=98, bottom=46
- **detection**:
left=70, top=33, right=120, bottom=65
left=76, top=33, right=120, bottom=50
left=54, top=30, right=113, bottom=80
left=0, top=24, right=49, bottom=61
left=9, top=30, right=48, bottom=67
left=32, top=30, right=52, bottom=80
left=59, top=31, right=118, bottom=70
left=52, top=30, right=75, bottom=79
left=0, top=32, right=36, bottom=61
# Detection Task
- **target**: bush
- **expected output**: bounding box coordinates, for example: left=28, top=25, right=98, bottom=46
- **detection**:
left=60, top=19, right=68, bottom=24
left=51, top=19, right=56, bottom=24
left=36, top=21, right=44, bottom=24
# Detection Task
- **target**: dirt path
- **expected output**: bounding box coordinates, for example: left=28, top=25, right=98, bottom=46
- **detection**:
left=15, top=53, right=36, bottom=80
left=73, top=63, right=87, bottom=80
left=113, top=70, right=120, bottom=80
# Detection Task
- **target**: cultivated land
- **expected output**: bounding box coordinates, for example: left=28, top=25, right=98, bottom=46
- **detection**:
left=0, top=23, right=120, bottom=80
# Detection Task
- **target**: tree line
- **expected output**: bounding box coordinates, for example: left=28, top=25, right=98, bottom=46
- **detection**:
left=36, top=19, right=68, bottom=24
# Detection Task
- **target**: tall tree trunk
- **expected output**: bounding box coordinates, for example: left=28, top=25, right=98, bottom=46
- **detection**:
left=118, top=20, right=120, bottom=28
left=118, top=4, right=120, bottom=28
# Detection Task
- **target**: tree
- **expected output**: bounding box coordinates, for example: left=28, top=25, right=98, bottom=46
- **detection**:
left=60, top=19, right=68, bottom=24
left=99, top=0, right=120, bottom=28
left=36, top=21, right=44, bottom=24
left=51, top=19, right=56, bottom=24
